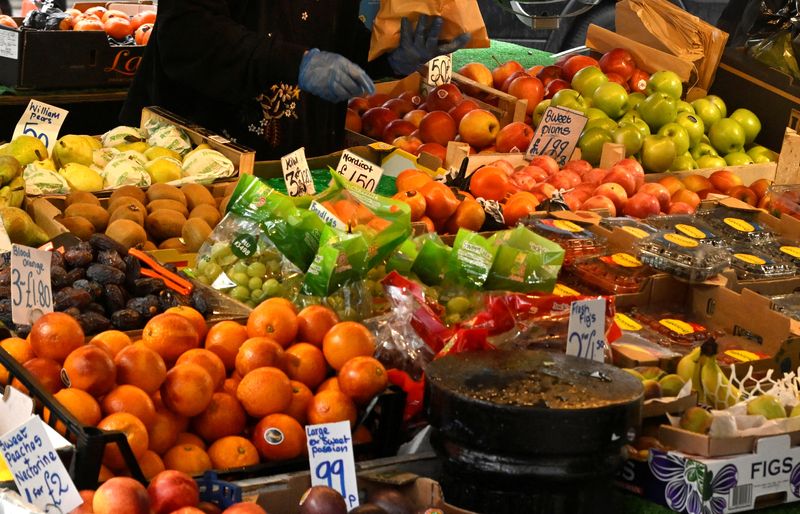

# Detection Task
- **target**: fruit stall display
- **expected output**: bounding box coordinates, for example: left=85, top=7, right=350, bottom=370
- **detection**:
left=15, top=4, right=156, bottom=45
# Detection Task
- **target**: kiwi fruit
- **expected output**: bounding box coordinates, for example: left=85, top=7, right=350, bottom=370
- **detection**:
left=109, top=203, right=146, bottom=226
left=64, top=203, right=109, bottom=232
left=65, top=191, right=100, bottom=207
left=158, top=237, right=188, bottom=251
left=108, top=196, right=146, bottom=216
left=147, top=199, right=189, bottom=218
left=145, top=210, right=186, bottom=241
left=146, top=183, right=186, bottom=205
left=141, top=241, right=157, bottom=251
left=189, top=204, right=221, bottom=228
left=182, top=218, right=212, bottom=252
left=181, top=183, right=216, bottom=211
left=106, top=219, right=147, bottom=250
left=218, top=194, right=232, bottom=215
left=59, top=216, right=95, bottom=240
left=109, top=185, right=146, bottom=205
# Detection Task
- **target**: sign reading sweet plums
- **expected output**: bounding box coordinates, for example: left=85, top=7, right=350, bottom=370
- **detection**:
left=526, top=106, right=588, bottom=167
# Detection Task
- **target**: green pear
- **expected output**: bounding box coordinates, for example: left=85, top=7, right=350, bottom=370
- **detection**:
left=1, top=135, right=47, bottom=166
left=634, top=366, right=666, bottom=381
left=680, top=406, right=713, bottom=434
left=659, top=374, right=686, bottom=397
left=116, top=141, right=150, bottom=154
left=59, top=163, right=103, bottom=192
left=53, top=134, right=95, bottom=168
left=143, top=146, right=182, bottom=162
left=622, top=368, right=646, bottom=381
left=747, top=394, right=786, bottom=420
left=642, top=379, right=662, bottom=400
left=0, top=207, right=48, bottom=247
left=0, top=155, right=21, bottom=186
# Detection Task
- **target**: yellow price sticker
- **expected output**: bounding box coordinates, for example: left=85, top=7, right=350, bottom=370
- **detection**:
left=552, top=220, right=583, bottom=232
left=734, top=253, right=766, bottom=265
left=664, top=233, right=699, bottom=248
left=659, top=318, right=695, bottom=335
left=611, top=252, right=643, bottom=268
left=622, top=226, right=650, bottom=239
left=615, top=313, right=642, bottom=331
left=675, top=224, right=707, bottom=239
left=723, top=217, right=755, bottom=233
left=553, top=283, right=581, bottom=296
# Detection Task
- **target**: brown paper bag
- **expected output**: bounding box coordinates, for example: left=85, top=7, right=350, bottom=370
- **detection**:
left=615, top=0, right=728, bottom=92
left=369, top=0, right=490, bottom=62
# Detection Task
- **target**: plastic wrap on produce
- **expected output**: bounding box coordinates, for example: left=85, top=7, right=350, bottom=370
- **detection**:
left=102, top=155, right=151, bottom=189
left=182, top=149, right=236, bottom=180
left=144, top=121, right=193, bottom=156
left=101, top=125, right=145, bottom=148
left=23, top=164, right=69, bottom=195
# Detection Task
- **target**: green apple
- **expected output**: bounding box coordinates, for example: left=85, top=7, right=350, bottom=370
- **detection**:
left=571, top=66, right=608, bottom=97
left=533, top=99, right=551, bottom=126
left=551, top=89, right=588, bottom=113
left=675, top=112, right=705, bottom=147
left=658, top=122, right=691, bottom=155
left=706, top=95, right=727, bottom=117
left=639, top=92, right=678, bottom=132
left=624, top=92, right=646, bottom=113
left=724, top=151, right=754, bottom=166
left=677, top=100, right=695, bottom=115
left=585, top=117, right=618, bottom=133
left=578, top=127, right=613, bottom=165
left=585, top=107, right=609, bottom=120
left=729, top=108, right=761, bottom=145
left=747, top=145, right=778, bottom=163
left=613, top=124, right=644, bottom=156
left=592, top=82, right=629, bottom=119
left=640, top=134, right=677, bottom=173
left=646, top=70, right=683, bottom=99
left=690, top=142, right=718, bottom=160
left=690, top=99, right=722, bottom=131
left=708, top=118, right=746, bottom=155
left=618, top=113, right=651, bottom=139
left=696, top=154, right=728, bottom=169
left=670, top=154, right=698, bottom=171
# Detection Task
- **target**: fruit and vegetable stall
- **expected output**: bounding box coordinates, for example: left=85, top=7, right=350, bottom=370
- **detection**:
left=6, top=1, right=800, bottom=514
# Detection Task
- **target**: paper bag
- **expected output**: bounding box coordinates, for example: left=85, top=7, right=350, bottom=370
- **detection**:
left=616, top=0, right=729, bottom=92
left=369, top=0, right=490, bottom=62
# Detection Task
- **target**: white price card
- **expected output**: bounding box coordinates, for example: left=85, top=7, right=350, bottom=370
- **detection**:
left=10, top=244, right=53, bottom=326
left=335, top=150, right=382, bottom=193
left=426, top=54, right=452, bottom=87
left=525, top=106, right=588, bottom=167
left=306, top=421, right=359, bottom=509
left=566, top=298, right=606, bottom=362
left=0, top=416, right=82, bottom=514
left=12, top=100, right=68, bottom=154
left=281, top=147, right=315, bottom=197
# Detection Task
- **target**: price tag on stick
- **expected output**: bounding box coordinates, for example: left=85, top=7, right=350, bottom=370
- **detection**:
left=426, top=54, right=452, bottom=87
left=525, top=106, right=588, bottom=167
left=12, top=100, right=68, bottom=154
left=566, top=298, right=606, bottom=362
left=282, top=147, right=315, bottom=197
left=305, top=421, right=359, bottom=509
left=10, top=244, right=53, bottom=326
left=335, top=150, right=382, bottom=193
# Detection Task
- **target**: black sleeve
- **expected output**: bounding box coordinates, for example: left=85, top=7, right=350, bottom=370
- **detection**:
left=154, top=0, right=308, bottom=103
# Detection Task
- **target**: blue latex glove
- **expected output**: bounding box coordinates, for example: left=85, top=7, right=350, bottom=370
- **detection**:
left=388, top=15, right=472, bottom=76
left=298, top=48, right=375, bottom=103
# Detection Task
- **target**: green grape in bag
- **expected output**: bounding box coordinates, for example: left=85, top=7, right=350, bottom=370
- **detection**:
left=446, top=228, right=497, bottom=289
left=410, top=233, right=451, bottom=286
left=303, top=225, right=370, bottom=297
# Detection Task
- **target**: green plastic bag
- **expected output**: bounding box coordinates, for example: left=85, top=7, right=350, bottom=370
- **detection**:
left=447, top=229, right=497, bottom=289
left=411, top=233, right=451, bottom=286
left=485, top=226, right=565, bottom=292
left=303, top=225, right=370, bottom=297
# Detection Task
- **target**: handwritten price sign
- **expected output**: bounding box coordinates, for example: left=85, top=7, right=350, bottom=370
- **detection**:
left=306, top=421, right=359, bottom=509
left=11, top=244, right=53, bottom=326
left=281, top=147, right=315, bottom=197
left=566, top=298, right=606, bottom=362
left=525, top=106, right=588, bottom=167
left=427, top=54, right=452, bottom=87
left=335, top=150, right=382, bottom=193
left=12, top=100, right=68, bottom=154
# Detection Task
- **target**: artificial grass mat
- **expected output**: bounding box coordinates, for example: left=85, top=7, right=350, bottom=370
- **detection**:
left=452, top=40, right=554, bottom=70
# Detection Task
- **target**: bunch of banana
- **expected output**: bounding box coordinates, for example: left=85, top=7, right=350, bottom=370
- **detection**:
left=676, top=340, right=740, bottom=410
left=0, top=176, right=25, bottom=208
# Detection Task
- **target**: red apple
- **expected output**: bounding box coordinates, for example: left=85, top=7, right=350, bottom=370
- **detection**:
left=681, top=175, right=713, bottom=193
left=528, top=64, right=544, bottom=75
left=637, top=183, right=671, bottom=212
left=427, top=83, right=463, bottom=112
left=605, top=72, right=630, bottom=92
left=418, top=111, right=457, bottom=146
left=658, top=176, right=685, bottom=196
left=623, top=192, right=661, bottom=218
left=398, top=90, right=425, bottom=107
left=501, top=71, right=530, bottom=92
left=347, top=97, right=369, bottom=116
left=593, top=183, right=629, bottom=211
left=709, top=169, right=744, bottom=194
left=449, top=99, right=480, bottom=125
left=668, top=202, right=695, bottom=214
left=529, top=155, right=560, bottom=176
left=563, top=159, right=592, bottom=176
left=508, top=76, right=545, bottom=114
left=599, top=48, right=636, bottom=81
left=728, top=185, right=758, bottom=206
left=147, top=470, right=199, bottom=514
left=671, top=188, right=701, bottom=209
left=495, top=121, right=535, bottom=153
left=548, top=169, right=581, bottom=190
left=382, top=98, right=415, bottom=118
left=93, top=478, right=150, bottom=514
left=382, top=119, right=416, bottom=143
left=459, top=109, right=500, bottom=148
left=516, top=164, right=548, bottom=182
left=629, top=69, right=649, bottom=94
left=545, top=79, right=570, bottom=99
left=417, top=142, right=447, bottom=162
left=604, top=165, right=637, bottom=196
left=581, top=167, right=609, bottom=185
left=361, top=107, right=398, bottom=140
left=491, top=159, right=516, bottom=176
left=492, top=60, right=525, bottom=90
left=750, top=178, right=772, bottom=200
left=615, top=158, right=645, bottom=189
left=581, top=195, right=617, bottom=216
left=403, top=109, right=426, bottom=128
left=367, top=93, right=391, bottom=108
left=536, top=65, right=562, bottom=86
left=345, top=108, right=361, bottom=133
left=459, top=62, right=494, bottom=95
left=392, top=135, right=423, bottom=154
left=562, top=55, right=600, bottom=82
left=510, top=170, right=538, bottom=191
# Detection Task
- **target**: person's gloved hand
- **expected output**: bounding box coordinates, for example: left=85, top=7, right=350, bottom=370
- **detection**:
left=298, top=48, right=375, bottom=103
left=388, top=15, right=472, bottom=77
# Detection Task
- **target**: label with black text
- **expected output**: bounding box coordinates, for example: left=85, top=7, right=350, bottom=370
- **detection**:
left=306, top=421, right=359, bottom=509
left=526, top=106, right=588, bottom=166
left=282, top=147, right=315, bottom=197
left=566, top=298, right=606, bottom=362
left=335, top=150, right=382, bottom=193
left=11, top=244, right=53, bottom=326
left=12, top=100, right=68, bottom=153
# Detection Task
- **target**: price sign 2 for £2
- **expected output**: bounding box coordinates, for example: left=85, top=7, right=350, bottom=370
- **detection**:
left=525, top=106, right=588, bottom=167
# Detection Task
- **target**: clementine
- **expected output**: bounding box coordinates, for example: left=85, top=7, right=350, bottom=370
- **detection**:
left=0, top=337, right=34, bottom=384
left=322, top=321, right=375, bottom=371
left=283, top=343, right=327, bottom=390
left=176, top=349, right=226, bottom=391
left=284, top=380, right=313, bottom=424
left=45, top=388, right=102, bottom=433
left=137, top=450, right=165, bottom=480
left=166, top=306, right=208, bottom=342
left=142, top=313, right=200, bottom=364
left=62, top=345, right=117, bottom=397
left=192, top=392, right=246, bottom=443
left=161, top=445, right=211, bottom=476
left=101, top=385, right=157, bottom=426
left=29, top=312, right=84, bottom=363
left=204, top=321, right=248, bottom=371
left=246, top=303, right=298, bottom=346
left=307, top=390, right=357, bottom=427
left=90, top=330, right=132, bottom=358
left=234, top=337, right=285, bottom=376
left=296, top=305, right=339, bottom=347
left=98, top=412, right=149, bottom=470
left=114, top=343, right=167, bottom=394
left=252, top=413, right=306, bottom=461
left=13, top=358, right=62, bottom=395
left=337, top=356, right=388, bottom=405
left=207, top=436, right=259, bottom=469
left=236, top=367, right=292, bottom=418
left=161, top=363, right=214, bottom=417
left=148, top=410, right=186, bottom=455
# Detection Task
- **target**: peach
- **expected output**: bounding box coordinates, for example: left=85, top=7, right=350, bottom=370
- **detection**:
left=458, top=62, right=494, bottom=95
left=593, top=183, right=628, bottom=212
left=418, top=111, right=457, bottom=146
left=603, top=166, right=637, bottom=196
left=547, top=170, right=581, bottom=190
left=708, top=169, right=743, bottom=194
left=93, top=477, right=150, bottom=514
left=398, top=90, right=424, bottom=107
left=637, top=183, right=671, bottom=212
left=580, top=195, right=617, bottom=216
left=681, top=174, right=713, bottom=193
left=530, top=155, right=560, bottom=176
left=657, top=175, right=684, bottom=196
left=148, top=470, right=200, bottom=514
left=392, top=136, right=423, bottom=155
left=347, top=97, right=369, bottom=116
left=403, top=109, right=427, bottom=128
left=381, top=119, right=416, bottom=143
left=728, top=185, right=758, bottom=206
left=668, top=202, right=695, bottom=214
left=750, top=178, right=772, bottom=200
left=458, top=109, right=500, bottom=148
left=580, top=167, right=609, bottom=185
left=382, top=98, right=415, bottom=118
left=623, top=192, right=660, bottom=218
left=671, top=188, right=701, bottom=209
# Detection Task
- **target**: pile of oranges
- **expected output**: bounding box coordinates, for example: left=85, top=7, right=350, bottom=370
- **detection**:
left=0, top=298, right=388, bottom=480
left=57, top=6, right=155, bottom=44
